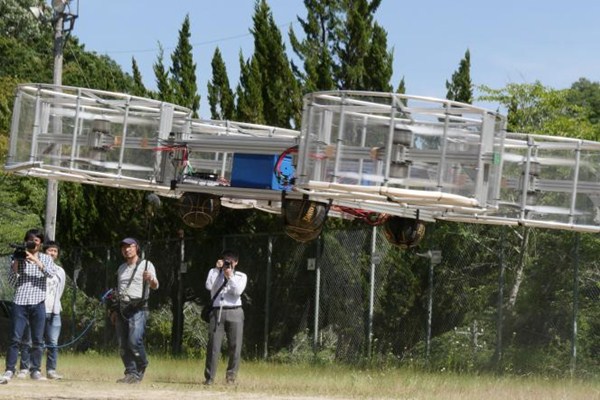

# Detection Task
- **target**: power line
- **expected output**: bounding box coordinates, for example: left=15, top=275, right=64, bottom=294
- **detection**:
left=89, top=21, right=294, bottom=56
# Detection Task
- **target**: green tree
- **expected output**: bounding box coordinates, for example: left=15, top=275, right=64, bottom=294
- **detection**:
left=396, top=76, right=407, bottom=105
left=61, top=38, right=135, bottom=92
left=207, top=47, right=235, bottom=120
left=335, top=0, right=383, bottom=90
left=289, top=0, right=340, bottom=93
left=0, top=0, right=48, bottom=43
left=446, top=49, right=472, bottom=104
left=235, top=52, right=264, bottom=124
left=479, top=82, right=596, bottom=139
left=363, top=23, right=393, bottom=92
left=170, top=14, right=200, bottom=117
left=153, top=43, right=173, bottom=103
left=131, top=57, right=147, bottom=97
left=567, top=78, right=600, bottom=129
left=250, top=0, right=301, bottom=128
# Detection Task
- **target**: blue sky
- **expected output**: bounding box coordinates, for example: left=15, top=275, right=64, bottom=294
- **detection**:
left=73, top=0, right=600, bottom=119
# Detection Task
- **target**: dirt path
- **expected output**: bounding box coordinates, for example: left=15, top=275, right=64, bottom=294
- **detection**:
left=0, top=379, right=339, bottom=400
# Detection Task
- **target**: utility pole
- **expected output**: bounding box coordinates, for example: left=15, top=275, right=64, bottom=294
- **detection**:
left=41, top=0, right=78, bottom=240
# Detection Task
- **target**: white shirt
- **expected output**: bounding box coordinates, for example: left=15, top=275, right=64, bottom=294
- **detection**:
left=45, top=265, right=66, bottom=314
left=205, top=267, right=247, bottom=308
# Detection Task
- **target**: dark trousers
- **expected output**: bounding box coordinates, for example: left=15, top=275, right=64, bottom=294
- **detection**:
left=204, top=307, right=244, bottom=382
left=6, top=302, right=45, bottom=373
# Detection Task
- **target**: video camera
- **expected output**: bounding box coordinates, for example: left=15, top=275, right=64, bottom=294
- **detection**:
left=10, top=241, right=36, bottom=261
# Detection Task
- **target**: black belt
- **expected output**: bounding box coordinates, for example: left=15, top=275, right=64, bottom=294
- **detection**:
left=220, top=306, right=241, bottom=310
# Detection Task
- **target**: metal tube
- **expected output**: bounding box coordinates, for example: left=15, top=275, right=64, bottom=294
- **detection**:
left=367, top=226, right=376, bottom=358
left=263, top=236, right=272, bottom=359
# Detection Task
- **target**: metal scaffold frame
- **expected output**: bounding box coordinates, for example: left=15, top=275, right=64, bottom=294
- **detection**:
left=6, top=84, right=600, bottom=234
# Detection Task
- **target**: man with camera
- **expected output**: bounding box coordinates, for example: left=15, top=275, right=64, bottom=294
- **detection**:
left=15, top=241, right=66, bottom=380
left=110, top=237, right=159, bottom=384
left=203, top=249, right=247, bottom=386
left=1, top=229, right=57, bottom=383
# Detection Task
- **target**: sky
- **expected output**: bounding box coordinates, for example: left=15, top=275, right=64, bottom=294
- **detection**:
left=70, top=0, right=600, bottom=119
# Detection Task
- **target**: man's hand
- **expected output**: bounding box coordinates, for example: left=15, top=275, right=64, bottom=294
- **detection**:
left=110, top=311, right=117, bottom=326
left=26, top=251, right=44, bottom=271
left=143, top=270, right=158, bottom=289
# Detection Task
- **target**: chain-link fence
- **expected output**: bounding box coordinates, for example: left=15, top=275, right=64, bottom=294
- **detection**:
left=0, top=222, right=598, bottom=376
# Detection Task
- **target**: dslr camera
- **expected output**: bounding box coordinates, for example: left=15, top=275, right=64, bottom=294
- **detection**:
left=223, top=260, right=232, bottom=269
left=10, top=241, right=36, bottom=261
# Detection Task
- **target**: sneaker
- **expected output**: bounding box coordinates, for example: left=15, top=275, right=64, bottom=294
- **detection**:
left=116, top=374, right=139, bottom=384
left=16, top=369, right=28, bottom=379
left=226, top=376, right=236, bottom=385
left=30, top=371, right=46, bottom=380
left=47, top=370, right=63, bottom=380
left=202, top=379, right=213, bottom=386
left=1, top=370, right=13, bottom=381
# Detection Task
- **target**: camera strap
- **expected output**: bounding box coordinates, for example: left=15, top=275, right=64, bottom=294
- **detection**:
left=209, top=278, right=228, bottom=308
left=117, top=258, right=143, bottom=300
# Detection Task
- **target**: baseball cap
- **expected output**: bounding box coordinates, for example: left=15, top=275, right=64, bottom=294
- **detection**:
left=120, top=237, right=138, bottom=246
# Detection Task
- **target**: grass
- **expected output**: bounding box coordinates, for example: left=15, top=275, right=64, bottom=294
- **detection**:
left=34, top=352, right=600, bottom=399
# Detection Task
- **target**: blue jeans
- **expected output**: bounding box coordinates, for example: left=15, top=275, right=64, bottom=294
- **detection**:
left=19, top=323, right=31, bottom=370
left=45, top=314, right=61, bottom=371
left=6, top=303, right=45, bottom=373
left=115, top=309, right=148, bottom=378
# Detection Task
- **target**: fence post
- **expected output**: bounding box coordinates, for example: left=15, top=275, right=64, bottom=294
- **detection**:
left=171, top=229, right=185, bottom=355
left=367, top=226, right=377, bottom=358
left=71, top=250, right=81, bottom=343
left=104, top=248, right=111, bottom=348
left=417, top=250, right=442, bottom=360
left=493, top=232, right=505, bottom=370
left=263, top=236, right=272, bottom=359
left=571, top=233, right=580, bottom=376
left=313, top=237, right=321, bottom=353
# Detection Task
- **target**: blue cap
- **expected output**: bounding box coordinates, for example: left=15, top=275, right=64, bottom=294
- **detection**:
left=120, top=237, right=138, bottom=246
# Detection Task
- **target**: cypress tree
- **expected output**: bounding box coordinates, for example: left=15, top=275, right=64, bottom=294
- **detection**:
left=153, top=43, right=173, bottom=103
left=207, top=47, right=235, bottom=120
left=250, top=0, right=301, bottom=128
left=364, top=23, right=393, bottom=92
left=445, top=49, right=473, bottom=104
left=170, top=14, right=200, bottom=117
left=131, top=57, right=147, bottom=97
left=335, top=0, right=383, bottom=90
left=396, top=76, right=407, bottom=106
left=289, top=0, right=340, bottom=93
left=235, top=51, right=265, bottom=124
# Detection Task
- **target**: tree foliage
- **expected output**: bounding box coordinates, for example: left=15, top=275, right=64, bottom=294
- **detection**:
left=446, top=49, right=473, bottom=104
left=289, top=0, right=340, bottom=93
left=235, top=52, right=265, bottom=124
left=170, top=14, right=200, bottom=117
left=207, top=47, right=235, bottom=120
left=131, top=57, right=147, bottom=97
left=153, top=43, right=173, bottom=102
left=249, top=0, right=301, bottom=128
left=479, top=81, right=597, bottom=139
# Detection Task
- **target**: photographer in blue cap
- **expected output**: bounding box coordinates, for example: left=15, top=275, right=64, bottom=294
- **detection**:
left=110, top=237, right=159, bottom=384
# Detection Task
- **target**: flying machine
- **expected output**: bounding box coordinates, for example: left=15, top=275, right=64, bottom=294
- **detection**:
left=6, top=84, right=600, bottom=245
